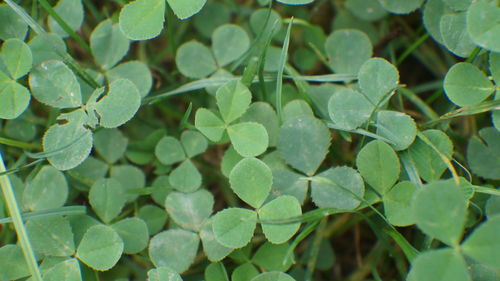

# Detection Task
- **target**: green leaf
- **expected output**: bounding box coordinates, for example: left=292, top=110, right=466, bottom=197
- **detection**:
left=466, top=0, right=500, bottom=52
left=408, top=129, right=454, bottom=182
left=443, top=0, right=470, bottom=11
left=249, top=9, right=282, bottom=39
left=311, top=166, right=365, bottom=209
left=375, top=110, right=417, bottom=151
left=110, top=164, right=146, bottom=202
left=199, top=219, right=234, bottom=262
left=26, top=216, right=75, bottom=256
left=147, top=266, right=182, bottom=281
left=462, top=215, right=500, bottom=269
left=231, top=263, right=259, bottom=281
left=43, top=117, right=93, bottom=170
left=383, top=181, right=417, bottom=226
left=241, top=102, right=280, bottom=147
left=345, top=0, right=387, bottom=22
left=149, top=229, right=200, bottom=273
left=221, top=146, right=244, bottom=177
left=212, top=208, right=257, bottom=248
left=282, top=99, right=314, bottom=122
left=325, top=29, right=372, bottom=75
left=193, top=2, right=231, bottom=38
left=176, top=41, right=217, bottom=79
left=29, top=60, right=82, bottom=108
left=258, top=196, right=302, bottom=244
left=111, top=217, right=149, bottom=254
left=228, top=122, right=269, bottom=158
left=106, top=61, right=152, bottom=98
left=212, top=24, right=250, bottom=67
left=440, top=12, right=475, bottom=58
left=205, top=262, right=229, bottom=281
left=252, top=243, right=293, bottom=271
left=276, top=0, right=314, bottom=5
left=407, top=249, right=471, bottom=281
left=467, top=127, right=500, bottom=180
left=422, top=0, right=451, bottom=44
left=490, top=52, right=500, bottom=85
left=167, top=0, right=206, bottom=19
left=277, top=116, right=331, bottom=176
left=194, top=108, right=226, bottom=142
left=378, top=0, right=424, bottom=14
left=119, top=0, right=165, bottom=41
left=90, top=19, right=130, bottom=70
left=0, top=244, right=30, bottom=280
left=250, top=272, right=296, bottom=281
left=169, top=159, right=202, bottom=192
left=93, top=129, right=128, bottom=164
left=358, top=57, right=399, bottom=104
left=216, top=80, right=252, bottom=124
left=90, top=79, right=141, bottom=128
left=155, top=136, right=186, bottom=165
left=356, top=140, right=400, bottom=195
left=0, top=80, right=31, bottom=119
left=0, top=4, right=28, bottom=40
left=1, top=39, right=32, bottom=79
left=89, top=178, right=126, bottom=224
left=165, top=189, right=214, bottom=231
left=23, top=165, right=68, bottom=211
left=181, top=130, right=208, bottom=158
left=76, top=224, right=124, bottom=271
left=229, top=158, right=272, bottom=209
left=137, top=204, right=168, bottom=235
left=444, top=62, right=495, bottom=107
left=412, top=180, right=467, bottom=246
left=41, top=258, right=82, bottom=281
left=68, top=215, right=100, bottom=245
left=328, top=88, right=374, bottom=130
left=47, top=0, right=84, bottom=37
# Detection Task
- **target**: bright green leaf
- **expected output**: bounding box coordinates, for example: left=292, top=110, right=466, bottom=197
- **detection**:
left=325, top=29, right=372, bottom=75
left=444, top=62, right=495, bottom=107
left=111, top=217, right=149, bottom=254
left=194, top=108, right=226, bottom=142
left=467, top=0, right=500, bottom=52
left=165, top=189, right=214, bottom=231
left=26, top=216, right=75, bottom=256
left=1, top=39, right=32, bottom=79
left=0, top=4, right=28, bottom=40
left=227, top=122, right=269, bottom=158
left=311, top=166, right=365, bottom=209
left=383, top=181, right=417, bottom=226
left=149, top=229, right=200, bottom=273
left=90, top=19, right=130, bottom=70
left=358, top=57, right=399, bottom=104
left=376, top=110, right=417, bottom=151
left=181, top=130, right=208, bottom=158
left=76, top=224, right=124, bottom=271
left=29, top=60, right=82, bottom=108
left=412, top=180, right=467, bottom=246
left=216, top=80, right=252, bottom=124
left=119, top=0, right=165, bottom=40
left=0, top=80, right=31, bottom=119
left=47, top=0, right=84, bottom=37
left=169, top=159, right=202, bottom=192
left=212, top=24, right=250, bottom=67
left=89, top=178, right=126, bottom=224
left=407, top=249, right=471, bottom=281
left=221, top=146, right=243, bottom=177
left=167, top=0, right=207, bottom=19
left=251, top=272, right=296, bottom=281
left=155, top=136, right=186, bottom=165
left=282, top=99, right=314, bottom=122
left=258, top=195, right=302, bottom=244
left=23, top=165, right=68, bottom=211
left=277, top=116, right=331, bottom=176
left=462, top=215, right=500, bottom=269
left=231, top=263, right=259, bottom=281
left=356, top=140, right=400, bottom=195
left=328, top=88, right=374, bottom=130
left=212, top=208, right=257, bottom=248
left=252, top=242, right=293, bottom=271
left=28, top=33, right=67, bottom=66
left=0, top=245, right=30, bottom=280
left=241, top=102, right=280, bottom=147
left=205, top=262, right=229, bottom=281
left=229, top=158, right=272, bottom=209
left=176, top=41, right=217, bottom=79
left=378, top=0, right=424, bottom=14
left=41, top=258, right=82, bottom=281
left=147, top=266, right=183, bottom=281
left=199, top=219, right=234, bottom=262
left=106, top=61, right=152, bottom=98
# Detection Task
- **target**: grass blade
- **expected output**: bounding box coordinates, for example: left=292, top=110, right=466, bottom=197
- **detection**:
left=276, top=18, right=294, bottom=122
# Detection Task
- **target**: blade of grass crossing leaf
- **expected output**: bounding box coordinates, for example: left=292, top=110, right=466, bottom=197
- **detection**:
left=399, top=151, right=423, bottom=188
left=0, top=137, right=41, bottom=150
left=179, top=102, right=193, bottom=131
left=284, top=219, right=320, bottom=266
left=38, top=0, right=91, bottom=54
left=0, top=159, right=46, bottom=177
left=276, top=18, right=294, bottom=122
left=0, top=152, right=43, bottom=281
left=0, top=206, right=87, bottom=224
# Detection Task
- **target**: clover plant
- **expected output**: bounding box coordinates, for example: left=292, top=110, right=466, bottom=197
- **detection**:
left=0, top=0, right=499, bottom=281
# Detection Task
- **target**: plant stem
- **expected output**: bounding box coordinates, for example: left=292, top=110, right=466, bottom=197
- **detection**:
left=0, top=152, right=43, bottom=281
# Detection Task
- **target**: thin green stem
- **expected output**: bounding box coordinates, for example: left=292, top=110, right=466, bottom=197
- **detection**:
left=276, top=18, right=294, bottom=123
left=396, top=33, right=429, bottom=66
left=0, top=137, right=41, bottom=150
left=0, top=152, right=43, bottom=281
